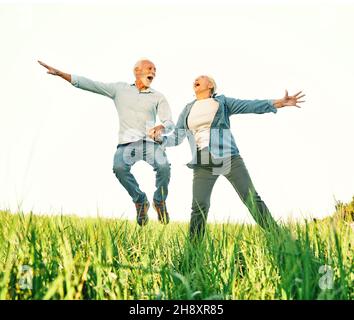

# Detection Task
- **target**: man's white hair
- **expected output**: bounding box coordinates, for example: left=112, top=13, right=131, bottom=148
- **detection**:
left=134, top=58, right=153, bottom=72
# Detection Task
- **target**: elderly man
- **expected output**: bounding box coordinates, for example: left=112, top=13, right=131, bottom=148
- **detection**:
left=38, top=59, right=173, bottom=226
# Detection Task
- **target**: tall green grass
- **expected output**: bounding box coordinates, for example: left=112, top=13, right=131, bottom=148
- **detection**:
left=0, top=209, right=352, bottom=300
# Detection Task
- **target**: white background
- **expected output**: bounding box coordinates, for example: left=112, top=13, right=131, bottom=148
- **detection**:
left=1, top=0, right=353, bottom=223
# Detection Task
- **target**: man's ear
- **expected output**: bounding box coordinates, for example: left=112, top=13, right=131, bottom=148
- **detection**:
left=134, top=67, right=140, bottom=76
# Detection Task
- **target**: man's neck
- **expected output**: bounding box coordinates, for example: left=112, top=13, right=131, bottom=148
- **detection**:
left=135, top=79, right=149, bottom=91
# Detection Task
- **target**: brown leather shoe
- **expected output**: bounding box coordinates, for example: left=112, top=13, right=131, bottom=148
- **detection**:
left=153, top=200, right=170, bottom=224
left=135, top=200, right=150, bottom=226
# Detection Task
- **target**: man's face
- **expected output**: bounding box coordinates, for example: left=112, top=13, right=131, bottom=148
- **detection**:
left=193, top=75, right=213, bottom=95
left=135, top=61, right=156, bottom=89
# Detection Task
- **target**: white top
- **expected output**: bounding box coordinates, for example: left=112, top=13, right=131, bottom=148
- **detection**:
left=187, top=98, right=219, bottom=150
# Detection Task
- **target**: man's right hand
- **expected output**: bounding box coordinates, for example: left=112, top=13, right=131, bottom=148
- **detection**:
left=148, top=124, right=165, bottom=142
left=38, top=60, right=71, bottom=82
left=38, top=60, right=59, bottom=75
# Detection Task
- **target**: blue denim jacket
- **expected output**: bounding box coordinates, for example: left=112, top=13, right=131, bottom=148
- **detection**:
left=163, top=95, right=277, bottom=167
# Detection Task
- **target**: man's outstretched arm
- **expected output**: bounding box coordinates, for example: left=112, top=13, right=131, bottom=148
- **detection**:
left=38, top=60, right=117, bottom=99
left=38, top=60, right=71, bottom=82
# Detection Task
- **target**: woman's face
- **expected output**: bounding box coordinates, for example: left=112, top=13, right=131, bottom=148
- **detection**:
left=193, top=75, right=213, bottom=95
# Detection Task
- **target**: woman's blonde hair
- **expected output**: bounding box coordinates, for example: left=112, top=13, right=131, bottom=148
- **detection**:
left=206, top=76, right=217, bottom=95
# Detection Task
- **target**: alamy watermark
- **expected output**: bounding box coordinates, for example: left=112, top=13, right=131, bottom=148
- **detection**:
left=18, top=265, right=33, bottom=290
left=115, top=127, right=236, bottom=175
left=318, top=265, right=334, bottom=290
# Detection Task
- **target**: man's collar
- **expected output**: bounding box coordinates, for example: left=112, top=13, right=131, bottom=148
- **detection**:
left=130, top=83, right=154, bottom=93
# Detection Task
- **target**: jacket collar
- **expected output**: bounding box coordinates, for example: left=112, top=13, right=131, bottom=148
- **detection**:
left=184, top=99, right=197, bottom=129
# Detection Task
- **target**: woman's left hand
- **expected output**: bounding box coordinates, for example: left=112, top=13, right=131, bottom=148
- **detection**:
left=274, top=90, right=306, bottom=108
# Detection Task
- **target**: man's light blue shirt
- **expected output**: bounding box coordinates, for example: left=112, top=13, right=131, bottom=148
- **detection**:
left=71, top=75, right=174, bottom=144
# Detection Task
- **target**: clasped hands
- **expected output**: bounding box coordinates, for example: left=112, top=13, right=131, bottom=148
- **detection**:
left=148, top=124, right=165, bottom=142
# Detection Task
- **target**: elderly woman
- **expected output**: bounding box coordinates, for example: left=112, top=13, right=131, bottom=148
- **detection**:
left=150, top=76, right=305, bottom=239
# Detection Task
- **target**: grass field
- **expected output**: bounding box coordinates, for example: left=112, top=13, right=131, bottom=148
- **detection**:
left=0, top=205, right=353, bottom=300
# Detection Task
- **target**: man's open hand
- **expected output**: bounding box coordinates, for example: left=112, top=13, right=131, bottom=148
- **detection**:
left=38, top=60, right=71, bottom=82
left=38, top=60, right=59, bottom=75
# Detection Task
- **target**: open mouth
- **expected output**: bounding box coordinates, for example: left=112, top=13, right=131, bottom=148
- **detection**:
left=147, top=76, right=154, bottom=81
left=194, top=83, right=200, bottom=87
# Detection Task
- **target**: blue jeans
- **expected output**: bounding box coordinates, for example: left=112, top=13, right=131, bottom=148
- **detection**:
left=112, top=140, right=171, bottom=203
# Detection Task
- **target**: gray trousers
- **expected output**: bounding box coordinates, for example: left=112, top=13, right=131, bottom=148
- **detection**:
left=190, top=154, right=278, bottom=238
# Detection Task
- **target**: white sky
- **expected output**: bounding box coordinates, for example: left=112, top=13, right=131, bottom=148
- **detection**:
left=1, top=0, right=354, bottom=223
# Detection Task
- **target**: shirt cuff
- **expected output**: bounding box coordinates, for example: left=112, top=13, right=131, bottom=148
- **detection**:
left=268, top=100, right=278, bottom=113
left=71, top=74, right=79, bottom=87
left=161, top=120, right=175, bottom=134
